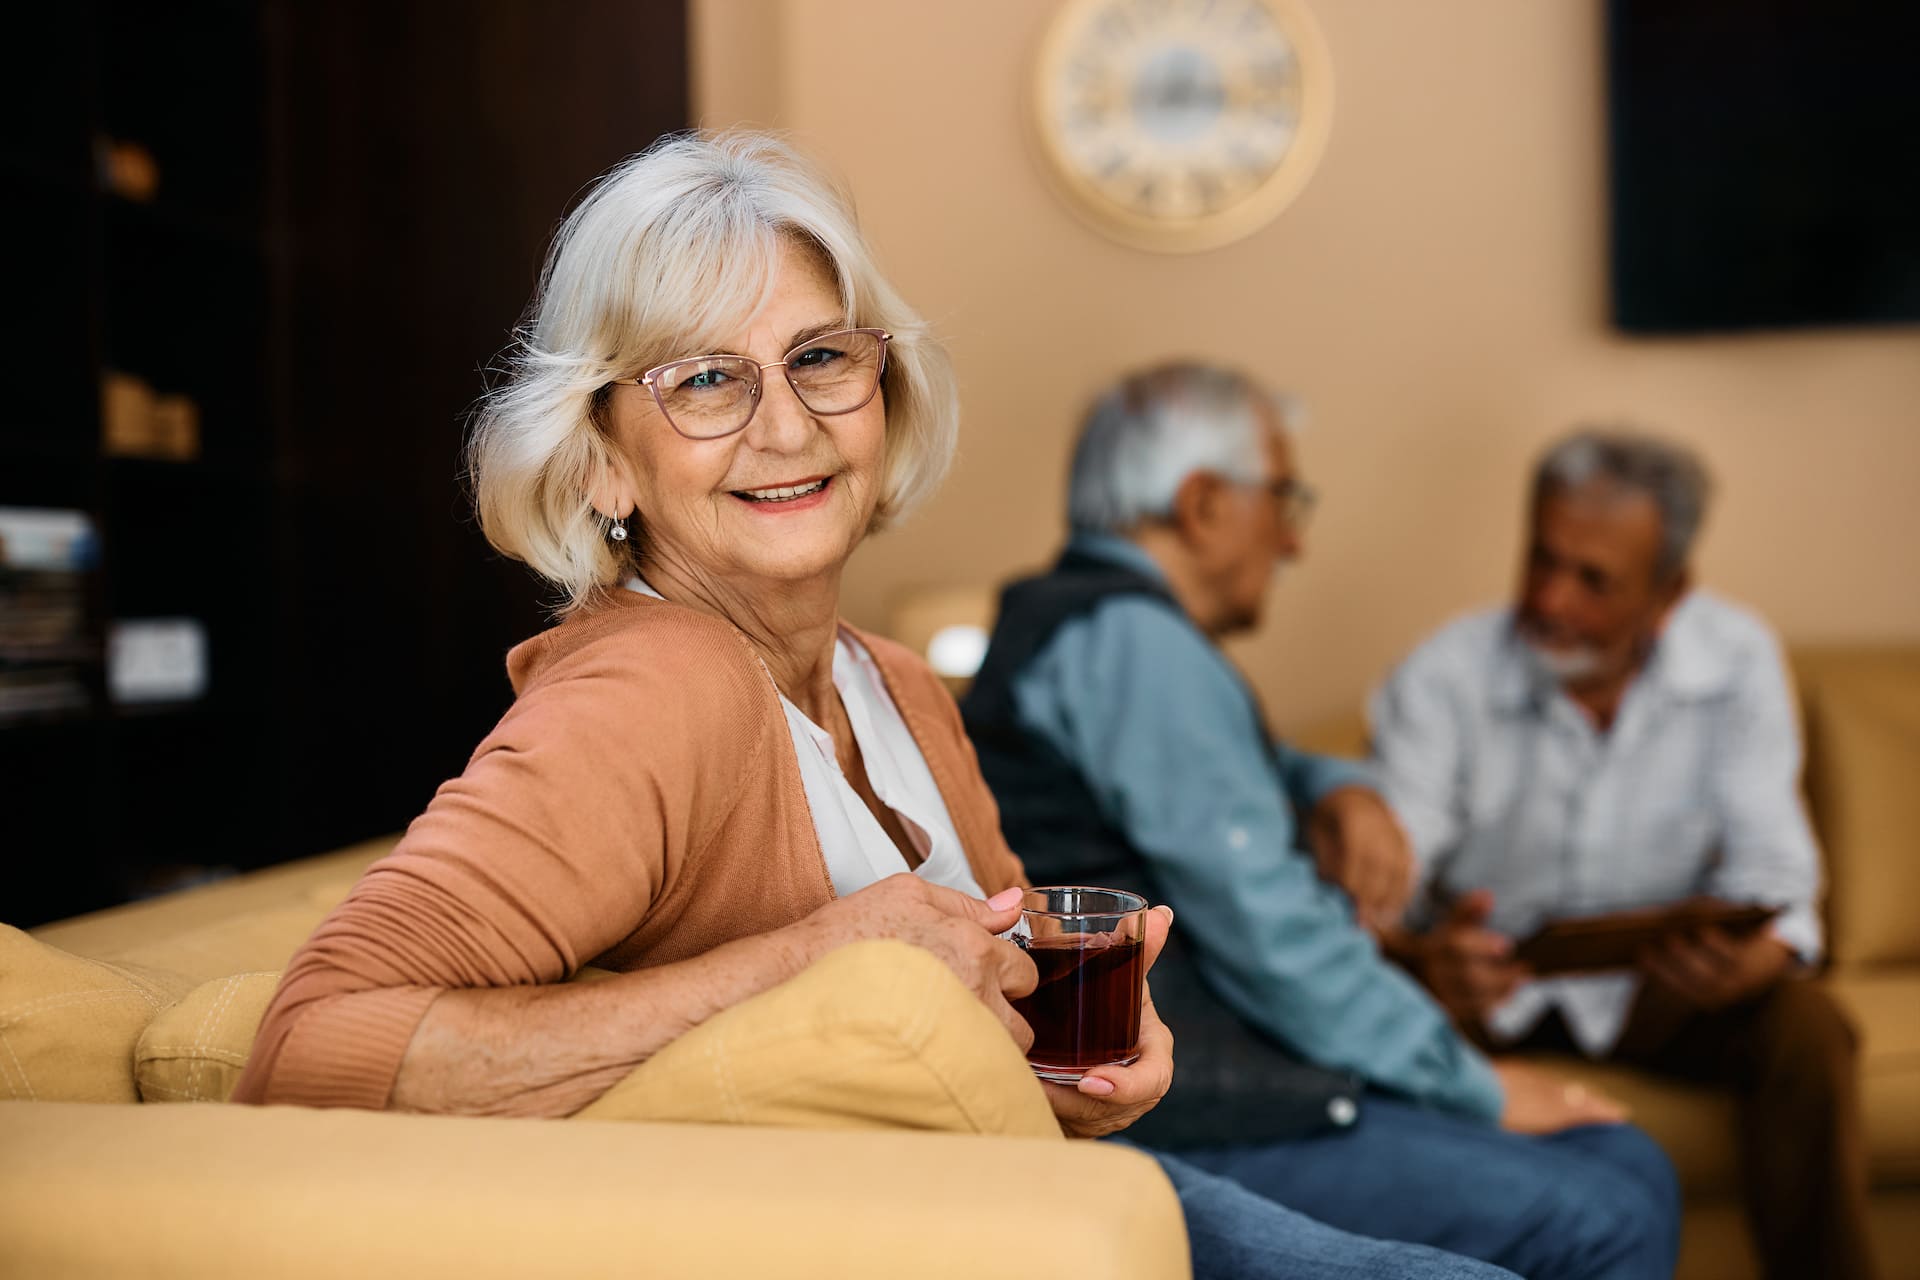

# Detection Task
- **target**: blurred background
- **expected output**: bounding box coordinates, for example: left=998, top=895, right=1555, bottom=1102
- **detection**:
left=5, top=0, right=1917, bottom=928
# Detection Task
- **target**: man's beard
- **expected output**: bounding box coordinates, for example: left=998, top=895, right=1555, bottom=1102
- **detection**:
left=1524, top=640, right=1607, bottom=683
left=1516, top=617, right=1608, bottom=683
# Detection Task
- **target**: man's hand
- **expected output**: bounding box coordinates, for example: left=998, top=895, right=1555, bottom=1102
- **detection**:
left=1044, top=905, right=1176, bottom=1139
left=1408, top=890, right=1530, bottom=1025
left=1640, top=926, right=1793, bottom=1011
left=1306, top=784, right=1417, bottom=933
left=1493, top=1059, right=1630, bottom=1134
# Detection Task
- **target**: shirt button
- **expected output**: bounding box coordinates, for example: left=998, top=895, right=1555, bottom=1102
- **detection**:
left=1327, top=1096, right=1358, bottom=1127
left=1227, top=826, right=1251, bottom=851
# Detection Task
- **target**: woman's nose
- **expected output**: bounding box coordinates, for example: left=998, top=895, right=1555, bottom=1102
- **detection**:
left=744, top=368, right=818, bottom=451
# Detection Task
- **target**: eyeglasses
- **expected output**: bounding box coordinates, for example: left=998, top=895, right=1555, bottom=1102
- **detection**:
left=608, top=327, right=892, bottom=440
left=1255, top=476, right=1318, bottom=529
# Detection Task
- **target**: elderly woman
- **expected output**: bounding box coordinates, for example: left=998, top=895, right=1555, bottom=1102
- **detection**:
left=233, top=133, right=1513, bottom=1280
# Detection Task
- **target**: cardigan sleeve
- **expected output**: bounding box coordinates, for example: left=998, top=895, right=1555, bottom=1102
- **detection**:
left=232, top=619, right=771, bottom=1109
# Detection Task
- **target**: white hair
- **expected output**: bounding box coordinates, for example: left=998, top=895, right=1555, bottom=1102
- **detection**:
left=1066, top=362, right=1286, bottom=533
left=466, top=130, right=959, bottom=614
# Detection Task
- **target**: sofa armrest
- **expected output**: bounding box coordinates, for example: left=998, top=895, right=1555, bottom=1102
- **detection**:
left=0, top=1101, right=1189, bottom=1279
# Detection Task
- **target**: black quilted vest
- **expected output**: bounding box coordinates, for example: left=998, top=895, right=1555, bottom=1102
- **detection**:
left=961, top=548, right=1362, bottom=1147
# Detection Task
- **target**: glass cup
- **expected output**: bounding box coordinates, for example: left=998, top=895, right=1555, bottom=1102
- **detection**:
left=1008, top=886, right=1150, bottom=1083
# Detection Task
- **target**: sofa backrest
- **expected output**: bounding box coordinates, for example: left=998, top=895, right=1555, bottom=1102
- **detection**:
left=1793, top=646, right=1920, bottom=971
left=4, top=839, right=396, bottom=1106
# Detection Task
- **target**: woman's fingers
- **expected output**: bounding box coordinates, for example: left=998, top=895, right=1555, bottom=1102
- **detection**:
left=1078, top=998, right=1174, bottom=1102
left=984, top=990, right=1035, bottom=1054
left=1078, top=1055, right=1171, bottom=1105
left=918, top=877, right=1026, bottom=933
left=1140, top=905, right=1174, bottom=974
left=1038, top=997, right=1172, bottom=1138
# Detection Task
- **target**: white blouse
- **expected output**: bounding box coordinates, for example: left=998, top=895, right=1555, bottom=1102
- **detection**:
left=624, top=579, right=985, bottom=899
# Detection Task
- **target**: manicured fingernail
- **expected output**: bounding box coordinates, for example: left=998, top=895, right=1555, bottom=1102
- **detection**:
left=1077, top=1076, right=1116, bottom=1097
left=988, top=887, right=1024, bottom=911
left=1156, top=905, right=1175, bottom=925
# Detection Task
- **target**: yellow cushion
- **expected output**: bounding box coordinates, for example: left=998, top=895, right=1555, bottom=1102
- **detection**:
left=1830, top=972, right=1920, bottom=1182
left=133, top=971, right=281, bottom=1103
left=1804, top=676, right=1920, bottom=969
left=125, top=966, right=628, bottom=1105
left=123, top=938, right=1060, bottom=1137
left=577, top=938, right=1062, bottom=1139
left=1515, top=1052, right=1738, bottom=1195
left=0, top=925, right=191, bottom=1103
left=1521, top=971, right=1920, bottom=1195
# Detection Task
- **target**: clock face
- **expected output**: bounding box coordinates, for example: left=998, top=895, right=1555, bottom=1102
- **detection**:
left=1033, top=0, right=1333, bottom=252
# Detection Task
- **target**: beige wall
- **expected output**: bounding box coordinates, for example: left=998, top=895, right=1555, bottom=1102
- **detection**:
left=694, top=0, right=1920, bottom=729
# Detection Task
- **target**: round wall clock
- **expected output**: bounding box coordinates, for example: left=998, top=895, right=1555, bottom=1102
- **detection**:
left=1031, top=0, right=1334, bottom=253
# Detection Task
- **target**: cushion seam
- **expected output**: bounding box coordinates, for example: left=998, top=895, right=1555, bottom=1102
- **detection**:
left=0, top=988, right=164, bottom=1026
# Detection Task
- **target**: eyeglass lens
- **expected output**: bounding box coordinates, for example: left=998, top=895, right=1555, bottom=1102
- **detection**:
left=650, top=330, right=885, bottom=438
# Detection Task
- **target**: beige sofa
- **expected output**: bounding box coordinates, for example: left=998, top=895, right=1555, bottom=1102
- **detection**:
left=1295, top=645, right=1920, bottom=1280
left=6, top=643, right=1913, bottom=1278
left=0, top=839, right=1189, bottom=1279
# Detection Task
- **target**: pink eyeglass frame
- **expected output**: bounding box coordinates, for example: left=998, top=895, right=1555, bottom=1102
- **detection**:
left=607, top=327, right=893, bottom=440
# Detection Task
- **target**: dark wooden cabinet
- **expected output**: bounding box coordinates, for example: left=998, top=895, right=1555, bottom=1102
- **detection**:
left=3, top=1, right=687, bottom=925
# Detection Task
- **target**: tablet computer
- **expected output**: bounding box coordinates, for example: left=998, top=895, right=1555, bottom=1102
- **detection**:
left=1511, top=899, right=1783, bottom=976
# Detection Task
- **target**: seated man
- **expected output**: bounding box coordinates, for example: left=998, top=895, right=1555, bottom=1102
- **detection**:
left=962, top=363, right=1679, bottom=1280
left=1369, top=429, right=1869, bottom=1280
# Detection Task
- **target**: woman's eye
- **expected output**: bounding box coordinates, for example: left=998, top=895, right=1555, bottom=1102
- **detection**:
left=792, top=347, right=843, bottom=368
left=680, top=368, right=733, bottom=390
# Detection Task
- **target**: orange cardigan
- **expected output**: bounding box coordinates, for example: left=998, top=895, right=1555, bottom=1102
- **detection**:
left=233, top=591, right=1027, bottom=1109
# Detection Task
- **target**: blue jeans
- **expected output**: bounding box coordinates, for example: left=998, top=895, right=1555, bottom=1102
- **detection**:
left=1136, top=1142, right=1522, bottom=1280
left=1166, top=1097, right=1680, bottom=1280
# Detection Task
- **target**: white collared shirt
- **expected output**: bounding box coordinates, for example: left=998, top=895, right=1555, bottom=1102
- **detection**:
left=624, top=579, right=984, bottom=899
left=1369, top=591, right=1823, bottom=1056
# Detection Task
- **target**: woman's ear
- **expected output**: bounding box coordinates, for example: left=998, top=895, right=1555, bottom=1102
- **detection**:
left=586, top=450, right=638, bottom=523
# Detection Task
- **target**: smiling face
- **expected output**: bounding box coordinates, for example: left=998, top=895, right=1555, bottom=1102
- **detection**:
left=594, top=237, right=888, bottom=599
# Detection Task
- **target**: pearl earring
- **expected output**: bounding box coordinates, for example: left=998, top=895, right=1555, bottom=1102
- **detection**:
left=609, top=518, right=628, bottom=543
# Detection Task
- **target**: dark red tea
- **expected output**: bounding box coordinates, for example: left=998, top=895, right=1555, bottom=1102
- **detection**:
left=1012, top=933, right=1145, bottom=1074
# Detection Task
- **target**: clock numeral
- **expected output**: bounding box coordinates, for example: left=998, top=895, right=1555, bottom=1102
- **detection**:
left=1228, top=140, right=1281, bottom=181
left=1246, top=47, right=1298, bottom=91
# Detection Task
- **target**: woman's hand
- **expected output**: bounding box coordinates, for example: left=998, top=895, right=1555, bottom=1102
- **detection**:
left=1044, top=904, right=1177, bottom=1139
left=793, top=874, right=1040, bottom=1050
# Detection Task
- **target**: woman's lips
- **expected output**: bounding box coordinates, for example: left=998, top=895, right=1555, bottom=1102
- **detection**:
left=729, top=474, right=833, bottom=512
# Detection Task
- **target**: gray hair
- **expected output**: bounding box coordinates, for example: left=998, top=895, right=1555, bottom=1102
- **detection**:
left=1067, top=362, right=1284, bottom=533
left=1533, top=428, right=1713, bottom=579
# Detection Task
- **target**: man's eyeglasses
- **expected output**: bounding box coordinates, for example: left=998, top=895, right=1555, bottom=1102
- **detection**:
left=1256, top=476, right=1318, bottom=530
left=608, top=327, right=891, bottom=440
